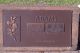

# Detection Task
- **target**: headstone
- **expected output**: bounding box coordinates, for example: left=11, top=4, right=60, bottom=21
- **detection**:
left=2, top=7, right=79, bottom=51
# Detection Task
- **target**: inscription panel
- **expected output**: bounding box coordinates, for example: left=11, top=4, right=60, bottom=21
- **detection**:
left=3, top=10, right=72, bottom=47
left=46, top=23, right=64, bottom=32
left=27, top=23, right=44, bottom=32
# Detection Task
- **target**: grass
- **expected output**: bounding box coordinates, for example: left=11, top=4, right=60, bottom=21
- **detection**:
left=0, top=0, right=80, bottom=6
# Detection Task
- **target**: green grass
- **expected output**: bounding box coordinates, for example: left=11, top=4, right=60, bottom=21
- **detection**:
left=0, top=0, right=80, bottom=6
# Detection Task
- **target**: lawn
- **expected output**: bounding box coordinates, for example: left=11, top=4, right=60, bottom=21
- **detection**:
left=0, top=0, right=80, bottom=6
